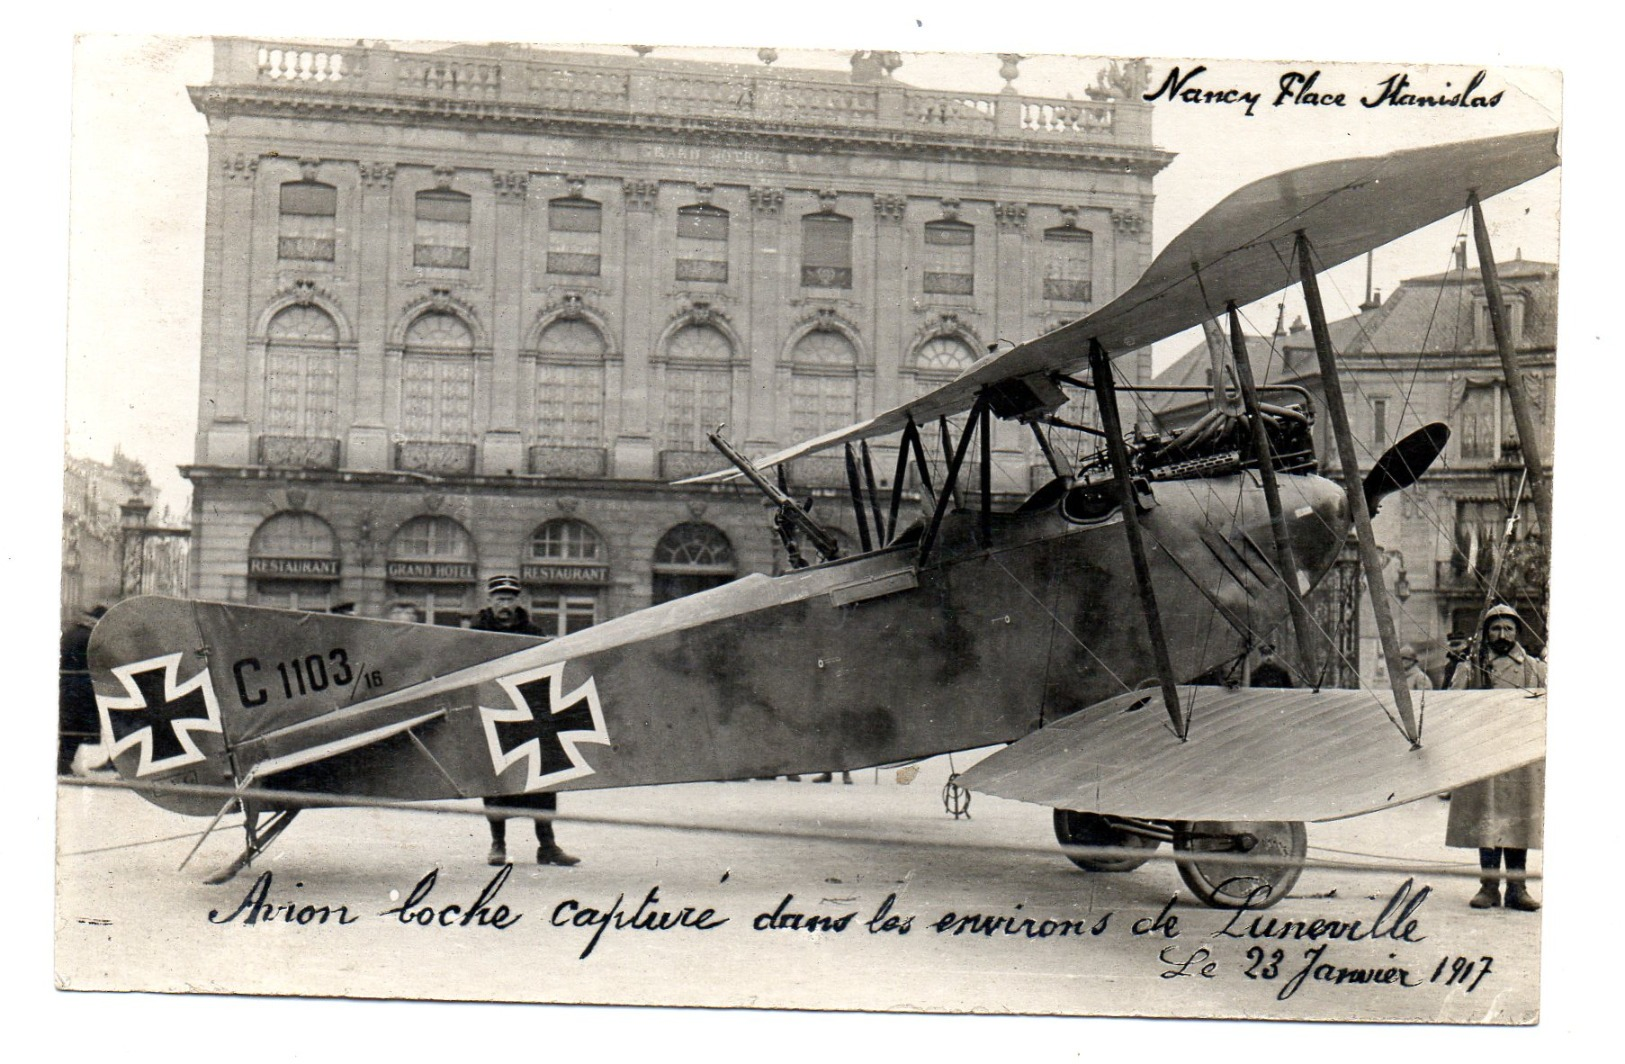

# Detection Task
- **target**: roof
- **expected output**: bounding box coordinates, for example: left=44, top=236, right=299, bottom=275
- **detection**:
left=1147, top=256, right=1558, bottom=419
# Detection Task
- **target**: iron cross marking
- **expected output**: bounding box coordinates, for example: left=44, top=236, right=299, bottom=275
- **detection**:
left=481, top=661, right=610, bottom=791
left=97, top=653, right=223, bottom=777
left=106, top=665, right=212, bottom=762
left=493, top=673, right=598, bottom=778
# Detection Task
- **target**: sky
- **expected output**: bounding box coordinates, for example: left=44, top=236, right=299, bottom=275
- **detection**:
left=63, top=32, right=1564, bottom=515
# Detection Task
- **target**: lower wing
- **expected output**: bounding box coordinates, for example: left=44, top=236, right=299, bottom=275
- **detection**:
left=955, top=685, right=1544, bottom=822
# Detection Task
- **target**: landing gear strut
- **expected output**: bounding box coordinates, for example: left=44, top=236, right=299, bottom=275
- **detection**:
left=204, top=804, right=300, bottom=885
left=1052, top=811, right=1162, bottom=873
left=1172, top=820, right=1307, bottom=909
left=1053, top=811, right=1306, bottom=909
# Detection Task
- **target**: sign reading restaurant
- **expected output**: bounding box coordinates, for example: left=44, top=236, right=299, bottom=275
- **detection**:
left=522, top=563, right=610, bottom=586
left=386, top=561, right=477, bottom=582
left=249, top=556, right=340, bottom=578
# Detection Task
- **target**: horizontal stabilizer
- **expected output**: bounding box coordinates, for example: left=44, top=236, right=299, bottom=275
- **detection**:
left=955, top=685, right=1545, bottom=822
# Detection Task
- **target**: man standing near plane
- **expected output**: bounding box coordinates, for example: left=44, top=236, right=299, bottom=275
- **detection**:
left=474, top=575, right=580, bottom=868
left=1448, top=603, right=1544, bottom=911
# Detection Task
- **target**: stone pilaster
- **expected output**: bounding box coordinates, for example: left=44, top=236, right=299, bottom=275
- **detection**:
left=871, top=194, right=907, bottom=415
left=348, top=160, right=395, bottom=469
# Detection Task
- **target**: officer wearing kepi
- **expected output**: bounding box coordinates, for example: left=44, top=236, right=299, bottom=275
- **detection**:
left=474, top=574, right=580, bottom=867
left=1447, top=602, right=1545, bottom=911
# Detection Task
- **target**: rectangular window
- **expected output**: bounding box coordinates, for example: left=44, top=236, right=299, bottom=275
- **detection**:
left=1460, top=384, right=1500, bottom=459
left=923, top=221, right=974, bottom=296
left=1371, top=398, right=1388, bottom=449
left=415, top=190, right=471, bottom=270
left=663, top=365, right=732, bottom=449
left=279, top=183, right=338, bottom=262
left=401, top=358, right=474, bottom=441
left=530, top=592, right=599, bottom=637
left=533, top=363, right=603, bottom=445
left=801, top=214, right=852, bottom=289
left=548, top=200, right=602, bottom=276
left=1043, top=227, right=1094, bottom=303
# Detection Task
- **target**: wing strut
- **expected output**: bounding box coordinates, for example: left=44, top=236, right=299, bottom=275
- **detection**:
left=1226, top=302, right=1321, bottom=682
left=1296, top=232, right=1419, bottom=747
left=1088, top=339, right=1189, bottom=740
left=843, top=444, right=874, bottom=552
left=1470, top=191, right=1553, bottom=538
left=860, top=442, right=887, bottom=544
left=918, top=394, right=989, bottom=565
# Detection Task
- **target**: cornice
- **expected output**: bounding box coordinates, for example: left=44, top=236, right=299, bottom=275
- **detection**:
left=190, top=84, right=1177, bottom=176
left=179, top=464, right=760, bottom=497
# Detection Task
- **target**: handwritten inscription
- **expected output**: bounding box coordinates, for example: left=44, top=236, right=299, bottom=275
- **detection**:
left=202, top=874, right=1500, bottom=1003
left=1143, top=65, right=1503, bottom=117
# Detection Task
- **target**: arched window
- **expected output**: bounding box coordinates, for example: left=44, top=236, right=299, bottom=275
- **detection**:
left=401, top=312, right=475, bottom=442
left=914, top=335, right=978, bottom=376
left=265, top=305, right=340, bottom=437
left=1043, top=226, right=1093, bottom=303
left=248, top=511, right=339, bottom=610
left=548, top=198, right=602, bottom=276
left=386, top=515, right=477, bottom=626
left=676, top=205, right=729, bottom=282
left=790, top=330, right=859, bottom=440
left=652, top=522, right=736, bottom=604
left=661, top=325, right=733, bottom=451
left=415, top=189, right=471, bottom=269
left=533, top=319, right=607, bottom=446
left=279, top=181, right=337, bottom=262
left=923, top=219, right=974, bottom=295
left=525, top=519, right=608, bottom=635
left=801, top=213, right=852, bottom=289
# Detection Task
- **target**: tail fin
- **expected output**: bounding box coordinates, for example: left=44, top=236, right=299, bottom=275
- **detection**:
left=89, top=596, right=547, bottom=815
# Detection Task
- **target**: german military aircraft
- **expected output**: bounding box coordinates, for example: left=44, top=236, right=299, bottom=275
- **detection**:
left=87, top=130, right=1555, bottom=907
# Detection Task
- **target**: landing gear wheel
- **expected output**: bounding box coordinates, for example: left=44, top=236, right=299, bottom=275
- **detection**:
left=1173, top=820, right=1307, bottom=909
left=1053, top=810, right=1160, bottom=872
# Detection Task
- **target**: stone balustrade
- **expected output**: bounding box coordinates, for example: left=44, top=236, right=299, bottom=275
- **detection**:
left=222, top=39, right=1137, bottom=146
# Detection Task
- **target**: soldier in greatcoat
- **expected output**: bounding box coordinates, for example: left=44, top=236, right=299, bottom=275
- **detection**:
left=1447, top=603, right=1545, bottom=911
left=473, top=574, right=580, bottom=867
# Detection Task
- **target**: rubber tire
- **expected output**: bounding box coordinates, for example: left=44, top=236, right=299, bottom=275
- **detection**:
left=1174, top=820, right=1307, bottom=909
left=1053, top=809, right=1159, bottom=873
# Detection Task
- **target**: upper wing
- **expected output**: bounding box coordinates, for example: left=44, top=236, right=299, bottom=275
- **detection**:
left=682, top=128, right=1559, bottom=483
left=954, top=684, right=1545, bottom=822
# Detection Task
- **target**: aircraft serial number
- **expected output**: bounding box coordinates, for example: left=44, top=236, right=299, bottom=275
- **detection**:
left=232, top=649, right=369, bottom=706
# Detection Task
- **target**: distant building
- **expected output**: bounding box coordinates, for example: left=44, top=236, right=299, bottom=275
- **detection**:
left=62, top=449, right=190, bottom=624
left=1148, top=245, right=1556, bottom=682
left=183, top=39, right=1173, bottom=627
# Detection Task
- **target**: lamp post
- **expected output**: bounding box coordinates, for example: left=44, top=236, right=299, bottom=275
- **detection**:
left=1380, top=549, right=1411, bottom=603
left=1494, top=439, right=1526, bottom=518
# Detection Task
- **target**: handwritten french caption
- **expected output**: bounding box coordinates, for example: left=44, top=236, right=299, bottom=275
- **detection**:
left=207, top=870, right=1497, bottom=1002
left=1143, top=65, right=1505, bottom=117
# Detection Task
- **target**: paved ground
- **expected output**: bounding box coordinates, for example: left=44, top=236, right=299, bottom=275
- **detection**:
left=55, top=753, right=1541, bottom=1024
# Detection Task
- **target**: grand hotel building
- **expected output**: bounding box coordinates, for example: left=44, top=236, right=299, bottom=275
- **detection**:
left=185, top=39, right=1173, bottom=631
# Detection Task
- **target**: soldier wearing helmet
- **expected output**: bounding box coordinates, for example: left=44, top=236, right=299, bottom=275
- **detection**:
left=1447, top=602, right=1545, bottom=912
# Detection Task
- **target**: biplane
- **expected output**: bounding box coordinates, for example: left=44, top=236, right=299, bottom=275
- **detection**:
left=87, top=130, right=1556, bottom=908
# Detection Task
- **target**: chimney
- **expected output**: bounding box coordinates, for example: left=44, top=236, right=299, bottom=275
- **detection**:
left=1454, top=236, right=1468, bottom=271
left=1289, top=315, right=1307, bottom=334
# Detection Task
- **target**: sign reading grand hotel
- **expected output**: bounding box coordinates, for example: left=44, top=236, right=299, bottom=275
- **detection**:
left=385, top=561, right=476, bottom=582
left=249, top=556, right=340, bottom=579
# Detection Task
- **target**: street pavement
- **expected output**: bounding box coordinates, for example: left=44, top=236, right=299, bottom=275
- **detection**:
left=55, top=753, right=1540, bottom=1023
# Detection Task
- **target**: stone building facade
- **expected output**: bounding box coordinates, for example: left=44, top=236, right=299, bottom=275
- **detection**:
left=185, top=39, right=1173, bottom=629
left=1148, top=248, right=1557, bottom=681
